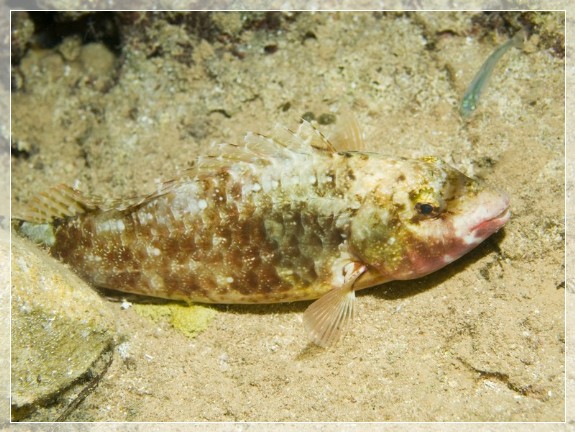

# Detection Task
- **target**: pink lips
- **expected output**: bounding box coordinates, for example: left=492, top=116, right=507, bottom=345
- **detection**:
left=472, top=206, right=511, bottom=238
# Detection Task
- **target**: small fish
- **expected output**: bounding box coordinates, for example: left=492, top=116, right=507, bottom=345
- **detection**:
left=15, top=120, right=510, bottom=346
left=460, top=30, right=525, bottom=118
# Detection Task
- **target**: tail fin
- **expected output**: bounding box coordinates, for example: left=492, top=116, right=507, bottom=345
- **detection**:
left=12, top=184, right=97, bottom=224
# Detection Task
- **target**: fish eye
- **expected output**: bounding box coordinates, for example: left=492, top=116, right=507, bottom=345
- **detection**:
left=415, top=203, right=436, bottom=216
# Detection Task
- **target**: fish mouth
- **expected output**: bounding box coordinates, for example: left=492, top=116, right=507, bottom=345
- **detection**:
left=494, top=207, right=511, bottom=224
left=472, top=206, right=511, bottom=235
left=489, top=205, right=511, bottom=226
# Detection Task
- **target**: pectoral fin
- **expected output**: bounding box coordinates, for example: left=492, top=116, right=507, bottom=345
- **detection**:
left=303, top=263, right=366, bottom=347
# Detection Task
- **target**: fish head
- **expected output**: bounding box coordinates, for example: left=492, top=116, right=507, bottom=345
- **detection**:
left=349, top=156, right=510, bottom=282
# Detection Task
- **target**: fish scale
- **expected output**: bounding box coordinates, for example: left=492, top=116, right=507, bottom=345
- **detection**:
left=15, top=120, right=510, bottom=346
left=50, top=146, right=354, bottom=304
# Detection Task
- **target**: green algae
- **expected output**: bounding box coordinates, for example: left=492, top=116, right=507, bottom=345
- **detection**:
left=133, top=303, right=217, bottom=339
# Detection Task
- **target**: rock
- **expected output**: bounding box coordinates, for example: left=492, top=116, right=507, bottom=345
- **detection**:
left=11, top=234, right=117, bottom=421
left=0, top=229, right=10, bottom=422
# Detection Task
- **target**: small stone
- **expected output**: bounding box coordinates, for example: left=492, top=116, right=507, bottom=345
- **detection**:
left=317, top=113, right=336, bottom=125
left=79, top=42, right=117, bottom=78
left=57, top=36, right=82, bottom=62
left=301, top=111, right=315, bottom=122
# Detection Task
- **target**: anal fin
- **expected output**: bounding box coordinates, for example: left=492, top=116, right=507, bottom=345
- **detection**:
left=303, top=263, right=366, bottom=347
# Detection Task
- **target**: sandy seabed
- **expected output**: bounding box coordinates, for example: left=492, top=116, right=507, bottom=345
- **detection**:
left=9, top=10, right=566, bottom=423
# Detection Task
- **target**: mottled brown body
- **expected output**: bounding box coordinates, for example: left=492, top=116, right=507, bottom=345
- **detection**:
left=50, top=149, right=361, bottom=304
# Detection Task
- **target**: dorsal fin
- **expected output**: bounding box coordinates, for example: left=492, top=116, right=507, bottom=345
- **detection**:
left=291, top=120, right=337, bottom=153
left=188, top=138, right=290, bottom=176
left=188, top=120, right=337, bottom=175
left=328, top=110, right=364, bottom=152
left=251, top=120, right=336, bottom=154
left=14, top=121, right=339, bottom=224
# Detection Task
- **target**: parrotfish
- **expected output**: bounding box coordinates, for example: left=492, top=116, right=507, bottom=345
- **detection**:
left=15, top=119, right=510, bottom=346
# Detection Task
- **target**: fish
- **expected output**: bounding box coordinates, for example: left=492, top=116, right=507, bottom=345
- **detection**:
left=460, top=29, right=525, bottom=119
left=14, top=119, right=511, bottom=347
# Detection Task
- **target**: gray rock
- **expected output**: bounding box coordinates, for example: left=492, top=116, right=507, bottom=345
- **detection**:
left=11, top=234, right=117, bottom=421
